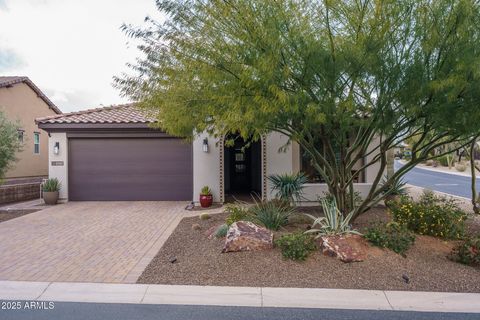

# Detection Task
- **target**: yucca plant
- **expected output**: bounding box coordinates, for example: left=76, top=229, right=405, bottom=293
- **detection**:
left=42, top=178, right=61, bottom=192
left=267, top=172, right=307, bottom=203
left=305, top=199, right=360, bottom=238
left=249, top=199, right=295, bottom=231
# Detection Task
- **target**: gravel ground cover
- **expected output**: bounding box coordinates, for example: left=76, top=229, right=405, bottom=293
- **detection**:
left=0, top=209, right=39, bottom=223
left=138, top=207, right=480, bottom=292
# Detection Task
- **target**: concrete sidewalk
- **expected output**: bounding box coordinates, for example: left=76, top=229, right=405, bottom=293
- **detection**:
left=1, top=281, right=479, bottom=313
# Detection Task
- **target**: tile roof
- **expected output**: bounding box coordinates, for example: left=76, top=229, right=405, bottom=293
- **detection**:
left=0, top=76, right=62, bottom=114
left=35, top=103, right=157, bottom=125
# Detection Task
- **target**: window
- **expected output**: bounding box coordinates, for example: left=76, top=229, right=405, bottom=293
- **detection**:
left=300, top=146, right=325, bottom=183
left=17, top=130, right=24, bottom=143
left=300, top=145, right=363, bottom=183
left=34, top=132, right=40, bottom=154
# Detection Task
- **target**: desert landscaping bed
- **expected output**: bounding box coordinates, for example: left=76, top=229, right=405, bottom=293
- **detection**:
left=0, top=209, right=39, bottom=223
left=138, top=207, right=480, bottom=293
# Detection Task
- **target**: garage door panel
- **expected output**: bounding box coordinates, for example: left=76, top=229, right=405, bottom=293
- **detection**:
left=69, top=138, right=192, bottom=201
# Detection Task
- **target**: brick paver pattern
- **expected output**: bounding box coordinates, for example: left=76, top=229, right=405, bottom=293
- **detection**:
left=0, top=201, right=199, bottom=283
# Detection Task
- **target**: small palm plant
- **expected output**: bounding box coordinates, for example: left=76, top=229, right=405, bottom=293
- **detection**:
left=267, top=172, right=308, bottom=203
left=305, top=199, right=360, bottom=238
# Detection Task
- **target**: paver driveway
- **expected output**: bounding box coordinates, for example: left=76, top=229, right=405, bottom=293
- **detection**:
left=0, top=201, right=198, bottom=283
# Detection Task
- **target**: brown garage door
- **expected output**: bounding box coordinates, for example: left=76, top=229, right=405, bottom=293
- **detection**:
left=68, top=138, right=192, bottom=201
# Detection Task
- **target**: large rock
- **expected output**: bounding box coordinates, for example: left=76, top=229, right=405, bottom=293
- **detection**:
left=222, top=221, right=273, bottom=253
left=320, top=234, right=367, bottom=262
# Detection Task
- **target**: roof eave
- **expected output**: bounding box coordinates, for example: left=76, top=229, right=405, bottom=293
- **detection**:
left=37, top=122, right=155, bottom=131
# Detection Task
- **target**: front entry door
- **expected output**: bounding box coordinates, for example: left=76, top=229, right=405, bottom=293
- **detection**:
left=230, top=141, right=251, bottom=192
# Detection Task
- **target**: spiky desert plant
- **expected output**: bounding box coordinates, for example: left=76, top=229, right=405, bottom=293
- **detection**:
left=305, top=199, right=360, bottom=238
left=267, top=172, right=307, bottom=203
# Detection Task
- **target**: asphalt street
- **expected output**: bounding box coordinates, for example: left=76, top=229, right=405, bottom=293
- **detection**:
left=1, top=302, right=480, bottom=320
left=395, top=160, right=480, bottom=199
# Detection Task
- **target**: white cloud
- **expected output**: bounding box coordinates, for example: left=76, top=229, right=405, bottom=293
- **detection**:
left=0, top=0, right=162, bottom=112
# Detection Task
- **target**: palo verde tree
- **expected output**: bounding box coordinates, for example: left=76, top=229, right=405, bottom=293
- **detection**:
left=0, top=111, right=21, bottom=183
left=116, top=0, right=480, bottom=220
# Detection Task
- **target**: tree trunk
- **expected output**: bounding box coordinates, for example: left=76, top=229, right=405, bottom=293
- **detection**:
left=386, top=149, right=395, bottom=178
left=470, top=139, right=480, bottom=215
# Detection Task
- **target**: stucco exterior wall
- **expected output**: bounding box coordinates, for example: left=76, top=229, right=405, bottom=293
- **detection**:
left=48, top=132, right=68, bottom=200
left=265, top=132, right=293, bottom=200
left=192, top=131, right=383, bottom=204
left=193, top=133, right=221, bottom=203
left=0, top=82, right=58, bottom=179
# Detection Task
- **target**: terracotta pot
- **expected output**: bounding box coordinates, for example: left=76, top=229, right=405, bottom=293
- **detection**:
left=43, top=191, right=59, bottom=205
left=199, top=194, right=213, bottom=208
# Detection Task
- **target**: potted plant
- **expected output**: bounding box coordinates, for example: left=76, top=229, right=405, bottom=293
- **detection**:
left=43, top=178, right=61, bottom=205
left=199, top=186, right=213, bottom=208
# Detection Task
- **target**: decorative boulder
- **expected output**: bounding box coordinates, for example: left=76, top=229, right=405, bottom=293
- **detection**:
left=222, top=221, right=273, bottom=253
left=320, top=234, right=367, bottom=263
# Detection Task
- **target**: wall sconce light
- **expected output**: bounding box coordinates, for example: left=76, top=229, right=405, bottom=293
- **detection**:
left=202, top=138, right=209, bottom=153
left=54, top=142, right=60, bottom=155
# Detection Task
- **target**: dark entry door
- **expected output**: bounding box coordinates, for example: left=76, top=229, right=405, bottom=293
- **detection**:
left=225, top=135, right=261, bottom=195
left=230, top=142, right=250, bottom=192
left=68, top=138, right=192, bottom=201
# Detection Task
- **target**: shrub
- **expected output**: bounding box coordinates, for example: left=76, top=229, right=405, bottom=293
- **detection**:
left=225, top=204, right=249, bottom=226
left=214, top=223, right=229, bottom=238
left=43, top=178, right=61, bottom=192
left=364, top=222, right=415, bottom=255
left=455, top=163, right=467, bottom=172
left=275, top=232, right=316, bottom=261
left=267, top=172, right=307, bottom=203
left=391, top=192, right=467, bottom=239
left=305, top=199, right=360, bottom=238
left=249, top=199, right=294, bottom=231
left=436, top=155, right=455, bottom=167
left=449, top=236, right=480, bottom=266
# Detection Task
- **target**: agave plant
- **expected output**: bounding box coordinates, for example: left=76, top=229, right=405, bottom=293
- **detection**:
left=305, top=199, right=360, bottom=238
left=267, top=172, right=307, bottom=203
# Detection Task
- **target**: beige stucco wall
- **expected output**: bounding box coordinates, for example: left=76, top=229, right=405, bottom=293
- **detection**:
left=265, top=132, right=293, bottom=200
left=48, top=132, right=68, bottom=200
left=192, top=131, right=384, bottom=204
left=193, top=132, right=221, bottom=203
left=0, top=82, right=58, bottom=179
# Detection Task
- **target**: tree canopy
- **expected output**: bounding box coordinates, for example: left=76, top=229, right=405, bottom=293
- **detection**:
left=0, top=111, right=21, bottom=182
left=117, top=0, right=480, bottom=218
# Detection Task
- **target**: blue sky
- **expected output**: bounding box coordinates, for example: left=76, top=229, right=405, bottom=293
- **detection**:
left=0, top=0, right=162, bottom=112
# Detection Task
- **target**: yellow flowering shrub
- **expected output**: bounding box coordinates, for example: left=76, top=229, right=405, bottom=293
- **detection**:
left=391, top=192, right=467, bottom=240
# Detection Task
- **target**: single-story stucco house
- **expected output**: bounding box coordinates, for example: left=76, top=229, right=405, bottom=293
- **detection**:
left=36, top=103, right=381, bottom=204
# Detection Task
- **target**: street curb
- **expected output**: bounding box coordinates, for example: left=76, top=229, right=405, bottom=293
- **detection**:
left=0, top=281, right=479, bottom=313
left=406, top=184, right=472, bottom=201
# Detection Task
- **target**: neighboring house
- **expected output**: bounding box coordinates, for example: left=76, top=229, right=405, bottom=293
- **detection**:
left=0, top=76, right=62, bottom=183
left=36, top=104, right=380, bottom=203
